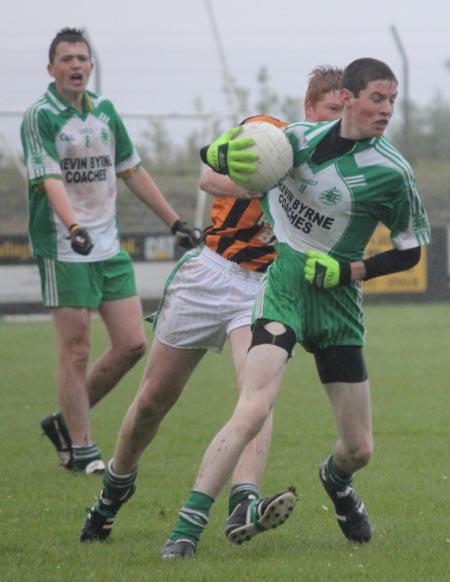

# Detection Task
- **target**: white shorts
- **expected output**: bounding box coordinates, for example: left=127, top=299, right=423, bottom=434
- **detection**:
left=154, top=246, right=265, bottom=352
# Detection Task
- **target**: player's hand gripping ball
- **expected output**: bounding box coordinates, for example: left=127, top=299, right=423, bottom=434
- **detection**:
left=228, top=121, right=294, bottom=192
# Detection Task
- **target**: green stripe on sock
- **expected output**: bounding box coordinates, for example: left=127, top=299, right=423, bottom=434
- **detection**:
left=102, top=460, right=137, bottom=501
left=171, top=490, right=214, bottom=543
left=72, top=443, right=101, bottom=471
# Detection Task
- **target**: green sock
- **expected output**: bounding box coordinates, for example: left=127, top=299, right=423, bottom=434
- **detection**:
left=102, top=460, right=137, bottom=501
left=94, top=461, right=137, bottom=518
left=228, top=482, right=259, bottom=514
left=170, top=490, right=215, bottom=544
left=72, top=443, right=101, bottom=472
left=326, top=455, right=354, bottom=491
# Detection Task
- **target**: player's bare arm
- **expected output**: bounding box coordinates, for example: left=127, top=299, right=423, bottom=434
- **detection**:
left=200, top=168, right=263, bottom=200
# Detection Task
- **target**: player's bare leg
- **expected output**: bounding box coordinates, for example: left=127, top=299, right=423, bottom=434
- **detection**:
left=195, top=337, right=287, bottom=496
left=43, top=297, right=147, bottom=473
left=326, top=380, right=373, bottom=473
left=320, top=380, right=373, bottom=542
left=112, top=339, right=206, bottom=473
left=49, top=307, right=103, bottom=472
left=52, top=307, right=91, bottom=445
left=81, top=339, right=206, bottom=541
left=161, top=329, right=297, bottom=559
left=87, top=296, right=147, bottom=407
left=227, top=326, right=273, bottom=516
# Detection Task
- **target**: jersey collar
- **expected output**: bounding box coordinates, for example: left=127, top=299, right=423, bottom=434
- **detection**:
left=46, top=82, right=95, bottom=114
left=305, top=120, right=378, bottom=154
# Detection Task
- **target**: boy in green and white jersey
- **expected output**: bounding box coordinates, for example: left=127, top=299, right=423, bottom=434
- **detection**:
left=160, top=58, right=431, bottom=556
left=21, top=27, right=201, bottom=475
left=263, top=118, right=428, bottom=260
left=256, top=115, right=430, bottom=345
left=22, top=82, right=141, bottom=262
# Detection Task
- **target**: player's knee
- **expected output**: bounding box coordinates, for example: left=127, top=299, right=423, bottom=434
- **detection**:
left=234, top=399, right=271, bottom=441
left=239, top=414, right=267, bottom=443
left=249, top=318, right=296, bottom=357
left=61, top=339, right=90, bottom=368
left=133, top=395, right=164, bottom=430
left=134, top=381, right=177, bottom=422
left=123, top=338, right=147, bottom=364
left=133, top=339, right=148, bottom=360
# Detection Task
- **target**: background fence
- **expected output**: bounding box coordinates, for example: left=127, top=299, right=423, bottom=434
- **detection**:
left=1, top=111, right=449, bottom=315
left=1, top=226, right=449, bottom=316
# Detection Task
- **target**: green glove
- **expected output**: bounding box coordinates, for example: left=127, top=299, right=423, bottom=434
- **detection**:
left=201, top=127, right=258, bottom=184
left=304, top=250, right=351, bottom=288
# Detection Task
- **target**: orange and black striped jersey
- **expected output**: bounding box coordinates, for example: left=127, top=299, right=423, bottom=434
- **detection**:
left=203, top=115, right=287, bottom=272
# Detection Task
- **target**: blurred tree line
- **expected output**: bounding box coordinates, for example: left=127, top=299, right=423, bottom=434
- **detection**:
left=1, top=66, right=449, bottom=235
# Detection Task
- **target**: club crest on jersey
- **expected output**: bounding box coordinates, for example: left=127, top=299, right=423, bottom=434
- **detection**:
left=319, top=187, right=343, bottom=206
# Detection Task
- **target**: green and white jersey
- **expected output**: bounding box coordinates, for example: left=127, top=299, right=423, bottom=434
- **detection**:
left=262, top=120, right=430, bottom=261
left=21, top=83, right=141, bottom=261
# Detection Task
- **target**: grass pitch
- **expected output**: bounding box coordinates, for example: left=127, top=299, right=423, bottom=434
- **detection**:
left=1, top=303, right=450, bottom=581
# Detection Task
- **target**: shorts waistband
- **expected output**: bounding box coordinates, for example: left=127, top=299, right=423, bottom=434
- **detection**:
left=201, top=246, right=264, bottom=281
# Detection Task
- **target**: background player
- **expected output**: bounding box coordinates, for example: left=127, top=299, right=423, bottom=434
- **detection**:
left=21, top=28, right=201, bottom=475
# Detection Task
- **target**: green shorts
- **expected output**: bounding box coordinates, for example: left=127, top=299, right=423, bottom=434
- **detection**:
left=36, top=248, right=137, bottom=308
left=253, top=244, right=365, bottom=352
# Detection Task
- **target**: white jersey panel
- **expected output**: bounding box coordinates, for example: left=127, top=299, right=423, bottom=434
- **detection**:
left=21, top=85, right=142, bottom=262
left=262, top=121, right=430, bottom=260
left=266, top=163, right=353, bottom=254
left=52, top=114, right=122, bottom=260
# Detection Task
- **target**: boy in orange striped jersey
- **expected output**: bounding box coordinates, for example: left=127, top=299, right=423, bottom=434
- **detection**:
left=80, top=67, right=343, bottom=550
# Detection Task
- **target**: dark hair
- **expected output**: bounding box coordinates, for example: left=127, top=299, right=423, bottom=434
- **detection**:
left=305, top=65, right=344, bottom=105
left=340, top=58, right=398, bottom=97
left=48, top=27, right=91, bottom=64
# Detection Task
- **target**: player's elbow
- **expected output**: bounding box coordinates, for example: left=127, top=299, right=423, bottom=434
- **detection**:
left=199, top=168, right=216, bottom=193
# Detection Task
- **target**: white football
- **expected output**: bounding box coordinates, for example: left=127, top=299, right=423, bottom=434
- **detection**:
left=230, top=121, right=293, bottom=191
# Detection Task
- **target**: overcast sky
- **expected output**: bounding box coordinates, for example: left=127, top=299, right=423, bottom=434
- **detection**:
left=1, top=0, right=449, bottom=127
